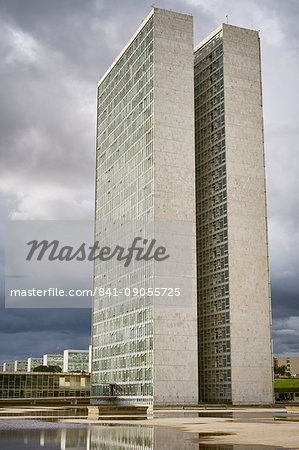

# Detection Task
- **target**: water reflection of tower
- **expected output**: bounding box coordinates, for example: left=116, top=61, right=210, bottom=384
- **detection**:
left=60, top=427, right=90, bottom=450
left=40, top=431, right=44, bottom=446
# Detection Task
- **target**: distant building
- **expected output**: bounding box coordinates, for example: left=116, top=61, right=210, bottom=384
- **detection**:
left=274, top=356, right=299, bottom=377
left=14, top=360, right=28, bottom=372
left=27, top=357, right=43, bottom=372
left=43, top=354, right=64, bottom=370
left=63, top=350, right=89, bottom=373
left=0, top=372, right=90, bottom=399
left=3, top=362, right=14, bottom=372
left=0, top=364, right=3, bottom=372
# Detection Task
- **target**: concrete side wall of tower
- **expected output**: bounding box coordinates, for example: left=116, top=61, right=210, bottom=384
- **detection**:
left=222, top=24, right=273, bottom=404
left=152, top=8, right=198, bottom=405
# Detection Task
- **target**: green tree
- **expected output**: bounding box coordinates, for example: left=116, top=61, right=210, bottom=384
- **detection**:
left=274, top=365, right=287, bottom=377
left=33, top=365, right=62, bottom=373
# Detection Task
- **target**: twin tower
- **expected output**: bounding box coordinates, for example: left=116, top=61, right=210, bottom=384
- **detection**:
left=92, top=8, right=273, bottom=405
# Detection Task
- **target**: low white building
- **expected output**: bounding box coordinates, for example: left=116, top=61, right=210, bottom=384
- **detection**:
left=43, top=354, right=64, bottom=370
left=27, top=357, right=43, bottom=372
left=63, top=349, right=89, bottom=373
left=3, top=362, right=15, bottom=372
left=14, top=360, right=28, bottom=372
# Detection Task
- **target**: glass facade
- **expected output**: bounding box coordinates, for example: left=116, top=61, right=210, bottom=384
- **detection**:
left=15, top=360, right=28, bottom=372
left=0, top=424, right=218, bottom=449
left=44, top=355, right=64, bottom=370
left=3, top=362, right=14, bottom=372
left=28, top=357, right=43, bottom=372
left=194, top=31, right=232, bottom=402
left=65, top=351, right=89, bottom=372
left=92, top=17, right=154, bottom=404
left=90, top=426, right=153, bottom=449
left=0, top=373, right=90, bottom=398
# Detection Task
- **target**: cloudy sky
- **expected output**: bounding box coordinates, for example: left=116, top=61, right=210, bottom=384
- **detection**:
left=0, top=0, right=298, bottom=362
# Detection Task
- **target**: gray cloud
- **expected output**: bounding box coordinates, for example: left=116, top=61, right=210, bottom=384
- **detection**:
left=272, top=316, right=299, bottom=356
left=0, top=0, right=298, bottom=360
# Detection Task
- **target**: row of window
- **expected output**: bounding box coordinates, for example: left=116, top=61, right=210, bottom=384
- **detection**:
left=93, top=306, right=152, bottom=330
left=198, top=182, right=226, bottom=204
left=93, top=367, right=152, bottom=383
left=199, top=256, right=229, bottom=275
left=199, top=285, right=229, bottom=301
left=194, top=32, right=222, bottom=64
left=98, top=142, right=153, bottom=193
left=92, top=337, right=153, bottom=358
left=195, top=56, right=223, bottom=87
left=97, top=123, right=153, bottom=181
left=197, top=104, right=224, bottom=131
left=198, top=116, right=225, bottom=141
left=93, top=323, right=153, bottom=347
left=197, top=204, right=227, bottom=227
left=196, top=138, right=226, bottom=167
left=98, top=137, right=152, bottom=190
left=198, top=297, right=229, bottom=313
left=195, top=32, right=231, bottom=401
left=98, top=19, right=153, bottom=95
left=99, top=68, right=153, bottom=147
left=198, top=216, right=227, bottom=236
left=99, top=105, right=153, bottom=158
left=93, top=351, right=152, bottom=369
left=99, top=36, right=153, bottom=111
left=94, top=354, right=152, bottom=371
left=99, top=57, right=153, bottom=134
left=0, top=390, right=89, bottom=399
left=92, top=381, right=153, bottom=397
left=199, top=354, right=231, bottom=369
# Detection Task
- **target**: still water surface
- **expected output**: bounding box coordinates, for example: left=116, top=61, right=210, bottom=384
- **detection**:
left=0, top=408, right=289, bottom=449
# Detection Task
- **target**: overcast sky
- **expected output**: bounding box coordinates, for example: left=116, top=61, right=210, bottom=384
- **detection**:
left=0, top=0, right=298, bottom=362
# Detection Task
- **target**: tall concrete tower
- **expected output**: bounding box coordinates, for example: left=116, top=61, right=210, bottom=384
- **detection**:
left=92, top=8, right=198, bottom=406
left=194, top=24, right=273, bottom=404
left=92, top=9, right=273, bottom=407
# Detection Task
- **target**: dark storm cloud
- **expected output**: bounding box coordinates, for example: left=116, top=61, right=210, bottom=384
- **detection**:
left=272, top=315, right=299, bottom=356
left=0, top=307, right=91, bottom=336
left=0, top=0, right=157, bottom=220
left=0, top=327, right=91, bottom=362
left=0, top=0, right=298, bottom=361
left=0, top=238, right=90, bottom=361
left=271, top=281, right=299, bottom=319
